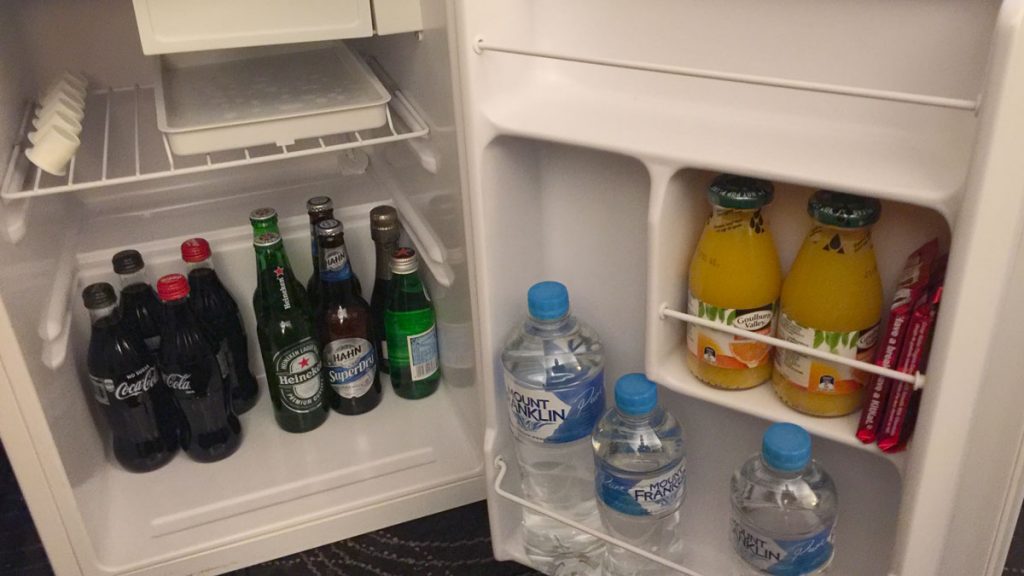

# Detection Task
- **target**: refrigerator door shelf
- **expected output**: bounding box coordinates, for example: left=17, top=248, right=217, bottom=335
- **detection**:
left=492, top=456, right=707, bottom=576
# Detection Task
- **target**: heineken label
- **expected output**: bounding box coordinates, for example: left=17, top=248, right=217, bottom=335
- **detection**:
left=273, top=338, right=324, bottom=413
left=321, top=244, right=353, bottom=282
left=273, top=265, right=292, bottom=311
left=324, top=338, right=376, bottom=399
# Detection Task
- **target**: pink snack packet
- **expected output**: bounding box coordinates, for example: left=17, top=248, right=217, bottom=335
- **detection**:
left=878, top=259, right=946, bottom=453
left=856, top=239, right=938, bottom=444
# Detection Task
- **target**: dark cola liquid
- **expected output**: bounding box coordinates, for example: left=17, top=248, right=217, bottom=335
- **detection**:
left=120, top=283, right=162, bottom=354
left=87, top=311, right=178, bottom=473
left=188, top=268, right=259, bottom=415
left=159, top=299, right=241, bottom=463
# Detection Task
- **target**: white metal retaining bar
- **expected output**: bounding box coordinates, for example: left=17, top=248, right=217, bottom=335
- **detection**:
left=493, top=456, right=707, bottom=576
left=659, top=304, right=927, bottom=390
left=474, top=38, right=979, bottom=112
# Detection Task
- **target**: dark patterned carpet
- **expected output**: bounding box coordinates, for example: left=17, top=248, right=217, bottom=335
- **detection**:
left=0, top=441, right=537, bottom=576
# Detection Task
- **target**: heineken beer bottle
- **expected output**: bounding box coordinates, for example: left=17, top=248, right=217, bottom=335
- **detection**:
left=254, top=232, right=328, bottom=432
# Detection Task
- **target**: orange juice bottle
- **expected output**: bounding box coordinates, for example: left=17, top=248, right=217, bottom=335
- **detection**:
left=773, top=190, right=883, bottom=417
left=686, top=175, right=782, bottom=389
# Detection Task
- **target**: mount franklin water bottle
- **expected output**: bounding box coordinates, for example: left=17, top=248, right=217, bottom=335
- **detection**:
left=731, top=423, right=838, bottom=575
left=592, top=373, right=686, bottom=576
left=501, top=281, right=605, bottom=574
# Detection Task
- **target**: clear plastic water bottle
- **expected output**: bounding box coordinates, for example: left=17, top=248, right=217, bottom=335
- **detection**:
left=730, top=423, right=838, bottom=576
left=501, top=281, right=606, bottom=574
left=592, top=373, right=686, bottom=576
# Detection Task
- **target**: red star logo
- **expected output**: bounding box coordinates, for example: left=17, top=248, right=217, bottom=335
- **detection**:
left=274, top=266, right=284, bottom=278
left=299, top=356, right=310, bottom=368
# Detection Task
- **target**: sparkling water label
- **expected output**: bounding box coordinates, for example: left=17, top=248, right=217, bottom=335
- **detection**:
left=731, top=517, right=834, bottom=576
left=597, top=461, right=686, bottom=517
left=504, top=370, right=604, bottom=444
left=408, top=324, right=439, bottom=381
left=324, top=338, right=376, bottom=399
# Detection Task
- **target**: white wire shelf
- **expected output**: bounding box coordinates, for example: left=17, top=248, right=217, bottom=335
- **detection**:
left=1, top=82, right=429, bottom=201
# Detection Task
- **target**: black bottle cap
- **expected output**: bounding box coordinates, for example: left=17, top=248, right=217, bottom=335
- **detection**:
left=307, top=196, right=333, bottom=214
left=112, top=249, right=145, bottom=274
left=82, top=282, right=117, bottom=309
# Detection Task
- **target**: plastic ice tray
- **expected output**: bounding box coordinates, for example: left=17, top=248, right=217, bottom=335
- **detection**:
left=155, top=44, right=391, bottom=156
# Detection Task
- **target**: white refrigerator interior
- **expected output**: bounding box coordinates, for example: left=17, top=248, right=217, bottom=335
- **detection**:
left=3, top=1, right=1024, bottom=576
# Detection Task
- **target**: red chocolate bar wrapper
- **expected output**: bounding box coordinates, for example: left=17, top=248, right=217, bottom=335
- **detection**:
left=856, top=239, right=938, bottom=444
left=878, top=280, right=944, bottom=453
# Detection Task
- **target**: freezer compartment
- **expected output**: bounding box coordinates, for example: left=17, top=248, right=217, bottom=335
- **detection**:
left=474, top=138, right=907, bottom=574
left=131, top=0, right=375, bottom=55
left=4, top=169, right=483, bottom=575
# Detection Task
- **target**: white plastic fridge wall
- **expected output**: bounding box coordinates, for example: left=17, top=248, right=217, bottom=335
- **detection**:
left=453, top=1, right=1024, bottom=575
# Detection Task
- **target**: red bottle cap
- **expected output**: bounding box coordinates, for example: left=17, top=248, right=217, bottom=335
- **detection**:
left=181, top=238, right=212, bottom=263
left=157, top=273, right=190, bottom=302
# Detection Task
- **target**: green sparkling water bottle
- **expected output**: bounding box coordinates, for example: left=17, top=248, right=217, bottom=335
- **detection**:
left=384, top=247, right=440, bottom=399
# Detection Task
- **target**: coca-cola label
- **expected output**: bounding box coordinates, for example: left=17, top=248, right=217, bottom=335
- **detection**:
left=90, top=364, right=158, bottom=406
left=324, top=338, right=376, bottom=399
left=163, top=372, right=195, bottom=396
left=273, top=338, right=324, bottom=413
left=117, top=365, right=158, bottom=400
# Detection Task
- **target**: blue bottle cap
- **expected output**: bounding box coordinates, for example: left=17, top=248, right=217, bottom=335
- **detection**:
left=614, top=373, right=658, bottom=416
left=762, top=423, right=812, bottom=472
left=527, top=281, right=570, bottom=320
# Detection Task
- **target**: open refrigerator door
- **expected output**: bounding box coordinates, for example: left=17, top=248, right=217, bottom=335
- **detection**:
left=456, top=0, right=1024, bottom=575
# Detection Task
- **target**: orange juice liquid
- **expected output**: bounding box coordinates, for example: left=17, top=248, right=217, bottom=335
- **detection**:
left=772, top=225, right=883, bottom=416
left=687, top=206, right=781, bottom=389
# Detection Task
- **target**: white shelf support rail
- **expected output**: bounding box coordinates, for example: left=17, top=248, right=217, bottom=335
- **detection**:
left=659, top=304, right=927, bottom=390
left=493, top=456, right=707, bottom=576
left=474, top=37, right=980, bottom=112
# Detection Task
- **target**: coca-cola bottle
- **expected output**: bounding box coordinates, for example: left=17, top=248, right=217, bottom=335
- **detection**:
left=82, top=282, right=177, bottom=473
left=112, top=250, right=162, bottom=355
left=157, top=274, right=242, bottom=463
left=181, top=238, right=259, bottom=415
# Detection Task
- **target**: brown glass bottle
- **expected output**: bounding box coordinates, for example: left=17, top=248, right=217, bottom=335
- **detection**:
left=315, top=218, right=382, bottom=415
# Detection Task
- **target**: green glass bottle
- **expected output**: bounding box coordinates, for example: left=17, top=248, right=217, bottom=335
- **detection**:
left=254, top=232, right=329, bottom=432
left=250, top=207, right=281, bottom=318
left=385, top=247, right=440, bottom=399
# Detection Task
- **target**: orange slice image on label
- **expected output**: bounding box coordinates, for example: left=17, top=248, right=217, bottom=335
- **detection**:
left=729, top=340, right=771, bottom=368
